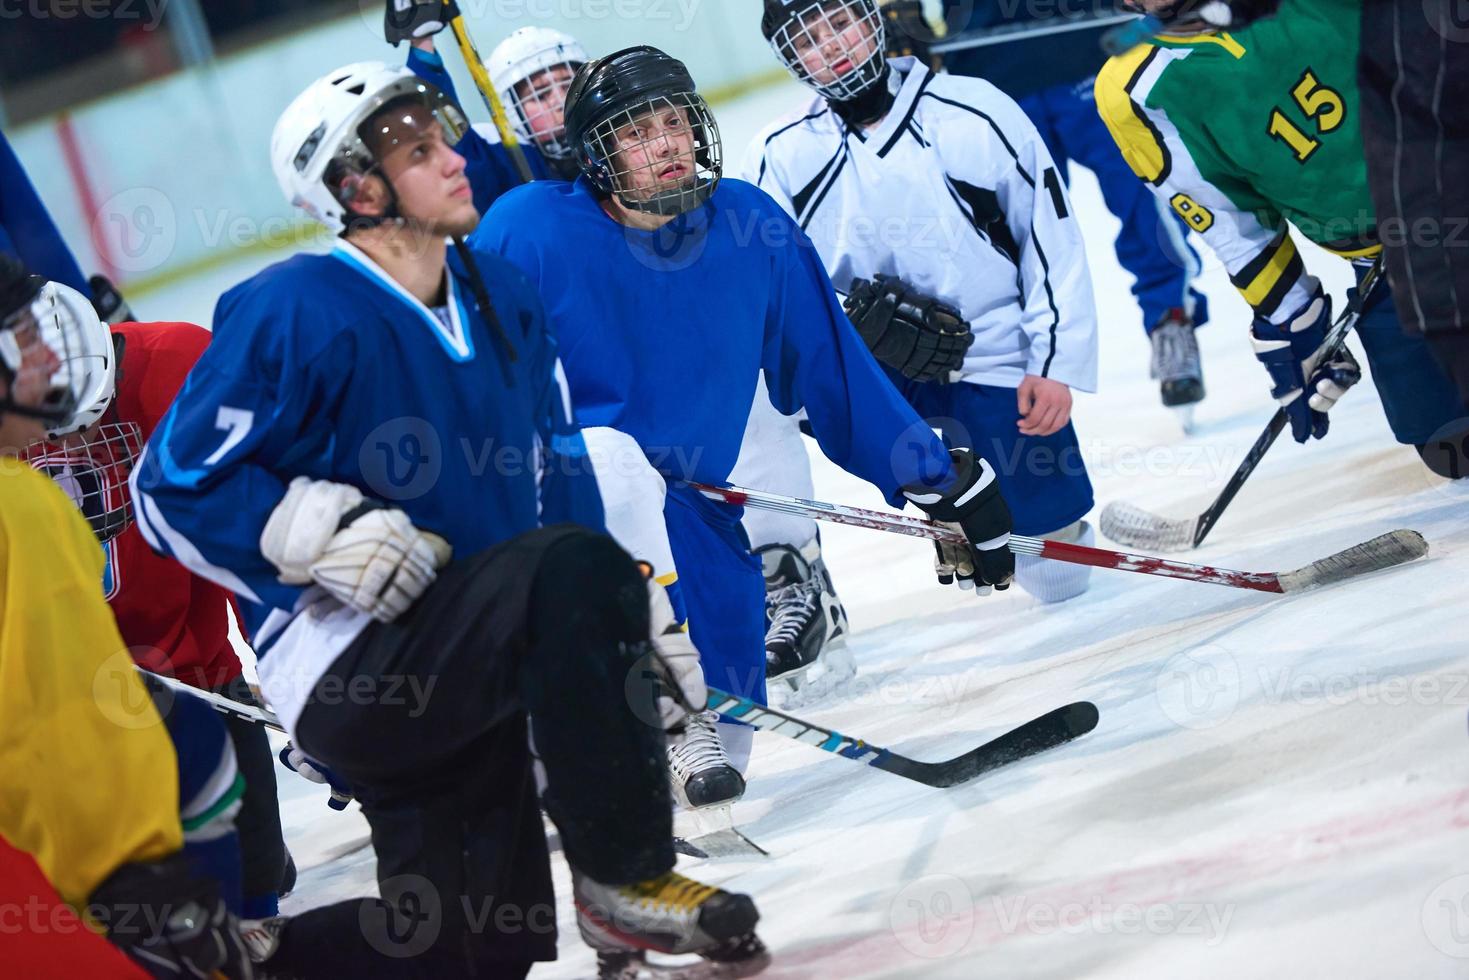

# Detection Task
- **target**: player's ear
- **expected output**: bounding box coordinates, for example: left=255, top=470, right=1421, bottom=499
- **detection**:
left=340, top=172, right=392, bottom=218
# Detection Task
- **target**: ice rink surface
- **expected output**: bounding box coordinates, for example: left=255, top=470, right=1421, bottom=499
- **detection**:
left=155, top=78, right=1469, bottom=979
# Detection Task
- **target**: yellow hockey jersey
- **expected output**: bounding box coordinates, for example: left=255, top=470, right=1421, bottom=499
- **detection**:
left=0, top=458, right=181, bottom=907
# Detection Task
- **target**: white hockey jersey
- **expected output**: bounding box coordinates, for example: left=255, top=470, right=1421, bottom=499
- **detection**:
left=743, top=58, right=1099, bottom=392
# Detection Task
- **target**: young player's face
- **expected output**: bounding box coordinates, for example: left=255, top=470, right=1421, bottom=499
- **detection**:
left=515, top=64, right=576, bottom=144
left=609, top=103, right=699, bottom=202
left=792, top=3, right=880, bottom=86
left=0, top=312, right=63, bottom=450
left=371, top=104, right=479, bottom=237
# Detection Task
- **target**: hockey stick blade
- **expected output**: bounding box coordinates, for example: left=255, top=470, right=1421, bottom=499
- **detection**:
left=1275, top=529, right=1428, bottom=593
left=707, top=685, right=1098, bottom=788
left=1101, top=258, right=1385, bottom=552
left=875, top=701, right=1100, bottom=788
left=1099, top=500, right=1198, bottom=553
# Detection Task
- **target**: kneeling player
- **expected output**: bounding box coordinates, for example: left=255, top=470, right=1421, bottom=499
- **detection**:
left=134, top=63, right=766, bottom=976
left=750, top=0, right=1101, bottom=603
left=475, top=47, right=1017, bottom=812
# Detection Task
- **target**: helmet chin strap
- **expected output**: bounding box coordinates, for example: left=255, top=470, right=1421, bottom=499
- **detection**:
left=829, top=61, right=896, bottom=129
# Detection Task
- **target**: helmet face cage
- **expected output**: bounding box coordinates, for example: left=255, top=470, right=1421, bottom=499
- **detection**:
left=504, top=60, right=583, bottom=160
left=585, top=91, right=722, bottom=217
left=319, top=82, right=469, bottom=228
left=1, top=287, right=87, bottom=431
left=23, top=421, right=143, bottom=543
left=769, top=0, right=887, bottom=102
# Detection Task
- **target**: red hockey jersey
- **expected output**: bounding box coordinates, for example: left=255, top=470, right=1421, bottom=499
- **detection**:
left=113, top=321, right=245, bottom=687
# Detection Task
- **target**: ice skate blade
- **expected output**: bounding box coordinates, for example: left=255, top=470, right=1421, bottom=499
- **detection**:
left=1172, top=403, right=1196, bottom=434
left=597, top=936, right=771, bottom=979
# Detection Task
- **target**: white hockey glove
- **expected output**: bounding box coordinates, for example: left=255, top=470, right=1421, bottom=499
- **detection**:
left=646, top=579, right=707, bottom=732
left=260, top=477, right=452, bottom=623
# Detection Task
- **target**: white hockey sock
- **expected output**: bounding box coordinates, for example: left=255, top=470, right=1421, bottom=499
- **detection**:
left=1015, top=520, right=1094, bottom=604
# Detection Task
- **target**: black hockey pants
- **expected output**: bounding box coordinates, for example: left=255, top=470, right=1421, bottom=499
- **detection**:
left=267, top=525, right=675, bottom=978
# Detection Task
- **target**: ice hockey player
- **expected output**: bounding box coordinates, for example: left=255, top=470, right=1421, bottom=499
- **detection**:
left=1096, top=0, right=1465, bottom=475
left=394, top=9, right=854, bottom=700
left=749, top=0, right=1100, bottom=604
left=474, top=45, right=1017, bottom=811
left=19, top=283, right=291, bottom=920
left=0, top=253, right=251, bottom=979
left=131, top=62, right=767, bottom=977
left=941, top=0, right=1210, bottom=419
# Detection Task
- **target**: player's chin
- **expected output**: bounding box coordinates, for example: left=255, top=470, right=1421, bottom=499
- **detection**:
left=431, top=203, right=483, bottom=239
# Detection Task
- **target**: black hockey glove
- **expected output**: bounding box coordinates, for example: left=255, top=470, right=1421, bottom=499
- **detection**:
left=88, top=851, right=253, bottom=978
left=903, top=448, right=1015, bottom=595
left=384, top=0, right=459, bottom=46
left=88, top=274, right=135, bottom=322
left=844, top=274, right=973, bottom=384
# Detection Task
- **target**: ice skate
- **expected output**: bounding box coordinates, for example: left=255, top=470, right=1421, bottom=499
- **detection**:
left=574, top=868, right=769, bottom=979
left=239, top=915, right=287, bottom=966
left=756, top=541, right=849, bottom=691
left=668, top=711, right=745, bottom=810
left=1149, top=308, right=1204, bottom=431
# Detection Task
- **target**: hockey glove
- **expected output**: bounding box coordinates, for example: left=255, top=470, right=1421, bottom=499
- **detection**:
left=88, top=851, right=253, bottom=979
left=844, top=274, right=973, bottom=383
left=903, top=448, right=1015, bottom=595
left=1250, top=285, right=1361, bottom=443
left=644, top=579, right=707, bottom=733
left=384, top=0, right=459, bottom=46
left=279, top=743, right=353, bottom=810
left=88, top=274, right=135, bottom=323
left=260, top=477, right=452, bottom=623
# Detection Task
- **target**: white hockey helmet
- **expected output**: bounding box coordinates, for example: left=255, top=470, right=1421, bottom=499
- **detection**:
left=487, top=26, right=589, bottom=160
left=270, top=61, right=469, bottom=234
left=36, top=281, right=116, bottom=438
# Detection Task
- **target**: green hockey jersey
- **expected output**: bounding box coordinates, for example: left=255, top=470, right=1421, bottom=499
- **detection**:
left=1095, top=0, right=1378, bottom=323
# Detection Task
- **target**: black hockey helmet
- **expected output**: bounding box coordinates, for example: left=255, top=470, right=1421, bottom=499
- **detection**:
left=563, top=46, right=722, bottom=217
left=761, top=0, right=892, bottom=122
left=1119, top=0, right=1281, bottom=30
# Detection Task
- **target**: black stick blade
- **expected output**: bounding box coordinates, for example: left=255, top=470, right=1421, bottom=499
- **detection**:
left=873, top=702, right=1100, bottom=788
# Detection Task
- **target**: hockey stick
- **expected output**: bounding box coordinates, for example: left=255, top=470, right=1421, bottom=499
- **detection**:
left=1100, top=256, right=1387, bottom=553
left=708, top=688, right=1098, bottom=789
left=688, top=480, right=1427, bottom=594
left=144, top=667, right=1087, bottom=789
left=143, top=669, right=286, bottom=732
left=442, top=1, right=536, bottom=184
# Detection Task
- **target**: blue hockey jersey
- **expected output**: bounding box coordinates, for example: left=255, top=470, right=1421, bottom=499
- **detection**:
left=472, top=177, right=957, bottom=506
left=131, top=240, right=602, bottom=731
